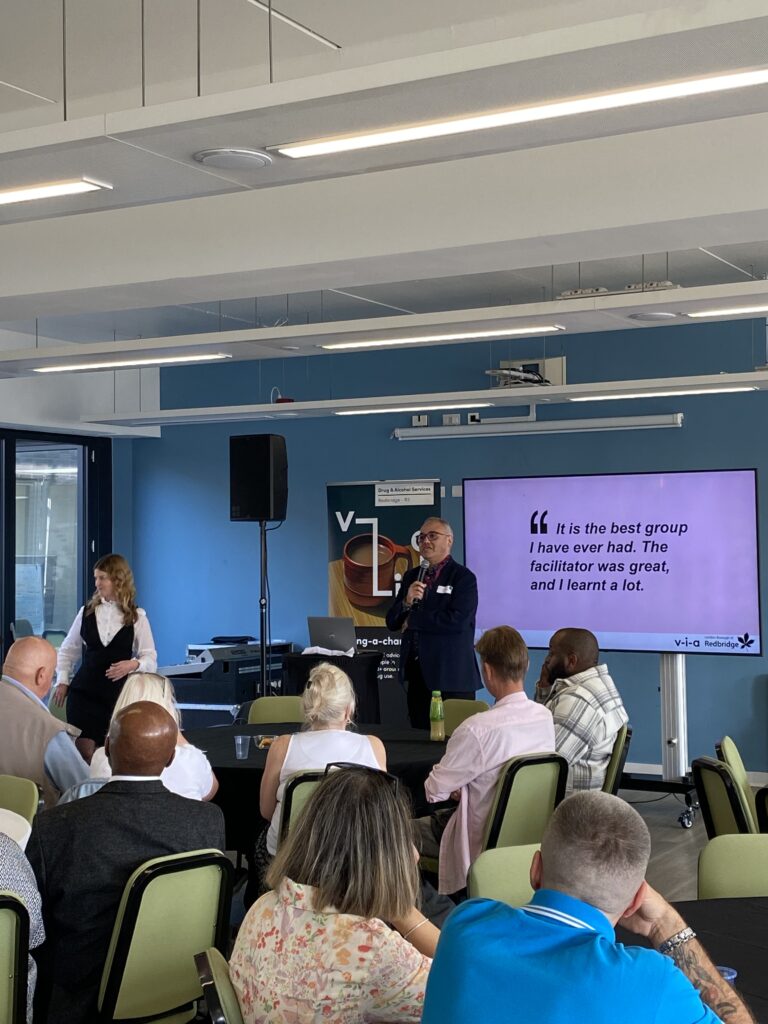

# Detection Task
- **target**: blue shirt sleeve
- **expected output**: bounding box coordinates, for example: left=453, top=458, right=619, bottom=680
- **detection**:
left=44, top=732, right=90, bottom=794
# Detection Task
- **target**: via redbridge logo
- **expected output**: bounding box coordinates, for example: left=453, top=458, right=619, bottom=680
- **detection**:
left=738, top=633, right=755, bottom=650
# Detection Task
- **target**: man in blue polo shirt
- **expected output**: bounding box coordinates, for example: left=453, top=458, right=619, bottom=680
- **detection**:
left=423, top=791, right=754, bottom=1024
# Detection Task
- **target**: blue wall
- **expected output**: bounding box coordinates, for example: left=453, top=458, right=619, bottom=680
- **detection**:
left=114, top=318, right=768, bottom=770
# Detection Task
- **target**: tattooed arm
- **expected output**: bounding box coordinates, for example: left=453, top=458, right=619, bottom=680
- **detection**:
left=621, top=883, right=755, bottom=1023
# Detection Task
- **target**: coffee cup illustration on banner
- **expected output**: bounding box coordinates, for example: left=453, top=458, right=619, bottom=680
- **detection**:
left=342, top=533, right=412, bottom=607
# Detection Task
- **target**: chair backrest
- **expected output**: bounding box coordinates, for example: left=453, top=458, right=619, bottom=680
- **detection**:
left=691, top=757, right=754, bottom=839
left=0, top=775, right=39, bottom=824
left=248, top=696, right=303, bottom=725
left=482, top=753, right=568, bottom=851
left=715, top=736, right=758, bottom=832
left=98, top=849, right=234, bottom=1022
left=195, top=948, right=244, bottom=1024
left=47, top=694, right=68, bottom=723
left=443, top=699, right=488, bottom=737
left=0, top=891, right=29, bottom=1024
left=602, top=724, right=632, bottom=796
left=10, top=620, right=33, bottom=640
left=278, top=771, right=324, bottom=844
left=698, top=834, right=768, bottom=898
left=467, top=844, right=539, bottom=906
left=757, top=786, right=768, bottom=833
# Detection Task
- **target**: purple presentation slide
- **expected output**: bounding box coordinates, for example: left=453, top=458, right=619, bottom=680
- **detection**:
left=464, top=469, right=761, bottom=654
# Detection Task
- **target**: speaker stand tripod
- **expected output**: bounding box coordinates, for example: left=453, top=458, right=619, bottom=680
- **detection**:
left=258, top=519, right=269, bottom=698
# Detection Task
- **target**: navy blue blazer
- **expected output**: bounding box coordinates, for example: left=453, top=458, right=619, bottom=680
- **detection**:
left=386, top=557, right=481, bottom=694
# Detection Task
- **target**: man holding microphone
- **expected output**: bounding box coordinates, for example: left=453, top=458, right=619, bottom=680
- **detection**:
left=387, top=517, right=481, bottom=728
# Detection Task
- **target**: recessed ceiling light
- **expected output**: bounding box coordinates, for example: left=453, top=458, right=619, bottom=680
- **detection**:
left=321, top=325, right=565, bottom=351
left=627, top=312, right=679, bottom=321
left=193, top=148, right=273, bottom=171
left=0, top=177, right=112, bottom=206
left=685, top=305, right=768, bottom=318
left=34, top=353, right=232, bottom=373
left=569, top=386, right=757, bottom=401
left=336, top=402, right=493, bottom=416
left=272, top=68, right=768, bottom=158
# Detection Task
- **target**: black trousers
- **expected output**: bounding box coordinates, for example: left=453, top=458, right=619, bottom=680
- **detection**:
left=405, top=653, right=475, bottom=729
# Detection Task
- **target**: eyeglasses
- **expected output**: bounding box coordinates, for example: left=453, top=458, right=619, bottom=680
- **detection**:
left=416, top=531, right=451, bottom=544
left=323, top=761, right=400, bottom=795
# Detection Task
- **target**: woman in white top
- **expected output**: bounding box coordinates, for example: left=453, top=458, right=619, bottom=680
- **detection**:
left=89, top=672, right=218, bottom=801
left=52, top=553, right=157, bottom=762
left=245, top=662, right=385, bottom=906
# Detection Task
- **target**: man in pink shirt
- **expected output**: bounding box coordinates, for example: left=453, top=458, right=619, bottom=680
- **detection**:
left=417, top=626, right=555, bottom=895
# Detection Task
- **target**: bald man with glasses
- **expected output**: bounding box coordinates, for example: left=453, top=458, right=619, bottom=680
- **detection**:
left=386, top=517, right=481, bottom=728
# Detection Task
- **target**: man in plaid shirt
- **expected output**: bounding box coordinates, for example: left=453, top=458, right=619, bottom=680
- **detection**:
left=535, top=628, right=628, bottom=790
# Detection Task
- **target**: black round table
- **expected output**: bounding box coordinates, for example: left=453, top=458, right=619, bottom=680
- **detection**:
left=617, top=898, right=768, bottom=1018
left=184, top=722, right=446, bottom=854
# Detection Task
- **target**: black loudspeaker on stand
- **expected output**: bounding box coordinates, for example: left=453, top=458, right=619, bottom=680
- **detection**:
left=230, top=434, right=288, bottom=695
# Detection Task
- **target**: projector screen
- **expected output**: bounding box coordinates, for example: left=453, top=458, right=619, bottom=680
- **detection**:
left=463, top=469, right=761, bottom=655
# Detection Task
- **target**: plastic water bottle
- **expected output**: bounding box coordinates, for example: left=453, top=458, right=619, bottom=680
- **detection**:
left=429, top=691, right=445, bottom=741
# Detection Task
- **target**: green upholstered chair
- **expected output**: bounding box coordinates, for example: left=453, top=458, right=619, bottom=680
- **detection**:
left=698, top=834, right=768, bottom=898
left=0, top=891, right=29, bottom=1024
left=0, top=775, right=39, bottom=825
left=715, top=736, right=758, bottom=832
left=467, top=844, right=539, bottom=906
left=482, top=753, right=568, bottom=851
left=48, top=694, right=68, bottom=723
left=602, top=724, right=632, bottom=796
left=248, top=696, right=303, bottom=725
left=421, top=752, right=567, bottom=877
left=278, top=771, right=324, bottom=844
left=443, top=699, right=489, bottom=737
left=195, top=948, right=244, bottom=1024
left=691, top=757, right=753, bottom=839
left=97, top=849, right=234, bottom=1023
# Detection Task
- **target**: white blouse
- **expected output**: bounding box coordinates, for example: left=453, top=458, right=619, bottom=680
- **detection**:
left=56, top=601, right=157, bottom=685
left=89, top=742, right=215, bottom=800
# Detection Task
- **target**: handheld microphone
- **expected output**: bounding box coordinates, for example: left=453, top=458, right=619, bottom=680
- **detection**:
left=411, top=558, right=430, bottom=609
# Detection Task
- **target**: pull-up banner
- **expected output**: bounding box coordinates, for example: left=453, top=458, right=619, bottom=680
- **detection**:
left=327, top=479, right=441, bottom=721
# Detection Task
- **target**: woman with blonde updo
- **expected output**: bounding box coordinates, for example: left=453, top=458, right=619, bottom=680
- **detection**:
left=246, top=662, right=386, bottom=905
left=89, top=673, right=218, bottom=801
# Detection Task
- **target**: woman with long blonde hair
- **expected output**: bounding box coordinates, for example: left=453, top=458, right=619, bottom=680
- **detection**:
left=53, top=554, right=157, bottom=762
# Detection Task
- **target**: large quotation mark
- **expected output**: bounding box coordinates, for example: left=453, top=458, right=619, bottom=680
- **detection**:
left=530, top=510, right=548, bottom=535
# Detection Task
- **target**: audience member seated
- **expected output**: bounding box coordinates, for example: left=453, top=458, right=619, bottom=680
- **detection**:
left=0, top=831, right=45, bottom=1024
left=416, top=626, right=555, bottom=894
left=246, top=661, right=386, bottom=905
left=26, top=701, right=226, bottom=1024
left=0, top=636, right=88, bottom=807
left=231, top=766, right=437, bottom=1023
left=423, top=790, right=754, bottom=1024
left=535, top=627, right=628, bottom=790
left=89, top=672, right=218, bottom=800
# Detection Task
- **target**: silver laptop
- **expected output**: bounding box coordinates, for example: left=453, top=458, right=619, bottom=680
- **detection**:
left=307, top=616, right=357, bottom=652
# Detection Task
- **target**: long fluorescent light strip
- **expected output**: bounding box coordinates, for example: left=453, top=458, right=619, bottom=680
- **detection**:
left=34, top=353, right=232, bottom=373
left=244, top=0, right=340, bottom=49
left=686, top=305, right=768, bottom=318
left=322, top=325, right=564, bottom=351
left=393, top=413, right=683, bottom=439
left=274, top=68, right=768, bottom=158
left=0, top=177, right=112, bottom=206
left=569, top=387, right=756, bottom=401
left=336, top=402, right=493, bottom=416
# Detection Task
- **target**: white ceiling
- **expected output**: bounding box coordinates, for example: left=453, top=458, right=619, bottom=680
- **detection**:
left=1, top=0, right=768, bottom=415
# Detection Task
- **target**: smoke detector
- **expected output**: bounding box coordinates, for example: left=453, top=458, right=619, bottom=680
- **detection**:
left=193, top=148, right=273, bottom=171
left=627, top=311, right=680, bottom=322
